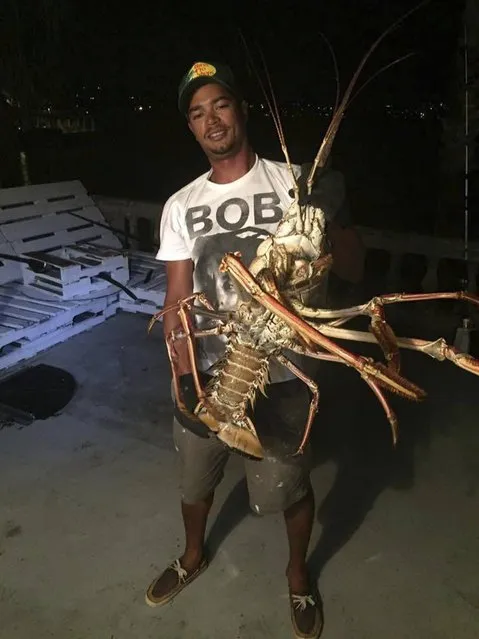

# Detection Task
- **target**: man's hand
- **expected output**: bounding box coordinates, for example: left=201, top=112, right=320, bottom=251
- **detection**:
left=289, top=162, right=365, bottom=285
left=163, top=260, right=194, bottom=376
left=173, top=372, right=211, bottom=439
left=289, top=162, right=349, bottom=224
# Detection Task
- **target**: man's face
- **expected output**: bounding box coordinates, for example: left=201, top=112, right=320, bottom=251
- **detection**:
left=187, top=83, right=247, bottom=161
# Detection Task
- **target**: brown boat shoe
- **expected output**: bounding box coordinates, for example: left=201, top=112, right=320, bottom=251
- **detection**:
left=145, top=556, right=208, bottom=607
left=290, top=589, right=324, bottom=639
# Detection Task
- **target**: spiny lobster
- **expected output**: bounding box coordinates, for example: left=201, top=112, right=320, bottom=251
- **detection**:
left=150, top=1, right=479, bottom=460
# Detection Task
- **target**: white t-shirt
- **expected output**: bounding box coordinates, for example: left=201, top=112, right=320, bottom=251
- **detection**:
left=156, top=154, right=305, bottom=382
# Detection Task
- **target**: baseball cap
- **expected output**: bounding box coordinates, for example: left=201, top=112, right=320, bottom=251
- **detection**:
left=178, top=61, right=243, bottom=116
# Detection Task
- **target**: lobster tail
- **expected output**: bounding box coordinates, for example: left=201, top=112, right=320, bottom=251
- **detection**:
left=193, top=338, right=270, bottom=459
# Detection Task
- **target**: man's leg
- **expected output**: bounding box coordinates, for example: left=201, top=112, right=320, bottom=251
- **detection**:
left=145, top=419, right=229, bottom=607
left=180, top=491, right=214, bottom=571
left=245, top=452, right=322, bottom=638
left=284, top=483, right=315, bottom=594
left=245, top=378, right=323, bottom=638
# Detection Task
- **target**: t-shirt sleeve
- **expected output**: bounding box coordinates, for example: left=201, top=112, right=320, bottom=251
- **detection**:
left=155, top=197, right=191, bottom=261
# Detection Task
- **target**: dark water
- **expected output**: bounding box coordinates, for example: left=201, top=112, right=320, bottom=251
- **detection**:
left=22, top=108, right=453, bottom=235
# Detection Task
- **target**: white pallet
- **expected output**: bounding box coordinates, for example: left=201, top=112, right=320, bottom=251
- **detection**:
left=0, top=180, right=130, bottom=297
left=0, top=305, right=119, bottom=371
left=0, top=281, right=119, bottom=371
left=20, top=242, right=130, bottom=299
left=119, top=251, right=166, bottom=314
left=0, top=242, right=23, bottom=285
left=119, top=297, right=164, bottom=315
left=0, top=181, right=122, bottom=257
left=0, top=182, right=168, bottom=371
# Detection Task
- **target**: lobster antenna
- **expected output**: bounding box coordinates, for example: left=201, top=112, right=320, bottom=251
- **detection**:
left=258, top=46, right=298, bottom=187
left=258, top=47, right=285, bottom=144
left=317, top=29, right=341, bottom=113
left=306, top=0, right=432, bottom=193
left=238, top=29, right=299, bottom=192
left=348, top=52, right=417, bottom=107
left=238, top=31, right=282, bottom=145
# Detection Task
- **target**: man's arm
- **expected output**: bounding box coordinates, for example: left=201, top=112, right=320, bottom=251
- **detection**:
left=162, top=258, right=211, bottom=438
left=163, top=259, right=194, bottom=375
left=328, top=221, right=365, bottom=284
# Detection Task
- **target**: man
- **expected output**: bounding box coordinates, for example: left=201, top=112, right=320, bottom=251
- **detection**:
left=146, top=61, right=364, bottom=638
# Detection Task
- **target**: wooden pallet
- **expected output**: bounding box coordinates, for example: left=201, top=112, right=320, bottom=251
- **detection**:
left=0, top=281, right=120, bottom=370
left=21, top=242, right=130, bottom=299
left=0, top=181, right=127, bottom=371
left=0, top=180, right=126, bottom=297
left=119, top=251, right=167, bottom=315
left=0, top=241, right=22, bottom=285
left=0, top=182, right=168, bottom=371
left=0, top=180, right=122, bottom=257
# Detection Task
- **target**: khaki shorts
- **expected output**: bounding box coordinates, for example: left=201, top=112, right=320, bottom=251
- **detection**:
left=172, top=378, right=313, bottom=515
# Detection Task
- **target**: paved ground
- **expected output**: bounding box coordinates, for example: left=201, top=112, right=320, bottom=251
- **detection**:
left=0, top=310, right=478, bottom=639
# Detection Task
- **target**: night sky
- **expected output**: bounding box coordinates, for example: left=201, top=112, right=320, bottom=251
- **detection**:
left=1, top=0, right=469, bottom=229
left=52, top=0, right=461, bottom=108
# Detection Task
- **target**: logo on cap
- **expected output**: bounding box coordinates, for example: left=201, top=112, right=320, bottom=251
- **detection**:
left=187, top=62, right=217, bottom=83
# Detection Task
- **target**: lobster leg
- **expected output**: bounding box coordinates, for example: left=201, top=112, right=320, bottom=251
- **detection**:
left=307, top=323, right=479, bottom=377
left=149, top=294, right=232, bottom=423
left=148, top=291, right=218, bottom=333
left=290, top=291, right=479, bottom=320
left=176, top=304, right=211, bottom=405
left=164, top=305, right=210, bottom=424
left=275, top=353, right=320, bottom=455
left=164, top=329, right=191, bottom=418
left=292, top=290, right=479, bottom=375
left=366, top=299, right=401, bottom=372
left=164, top=325, right=234, bottom=422
left=287, top=344, right=400, bottom=445
left=220, top=253, right=425, bottom=401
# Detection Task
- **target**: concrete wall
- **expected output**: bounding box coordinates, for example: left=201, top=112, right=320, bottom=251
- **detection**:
left=93, top=195, right=162, bottom=253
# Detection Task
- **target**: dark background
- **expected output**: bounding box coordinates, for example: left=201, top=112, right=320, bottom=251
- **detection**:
left=4, top=0, right=473, bottom=235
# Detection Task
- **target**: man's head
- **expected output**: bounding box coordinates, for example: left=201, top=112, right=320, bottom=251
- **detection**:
left=178, top=61, right=248, bottom=162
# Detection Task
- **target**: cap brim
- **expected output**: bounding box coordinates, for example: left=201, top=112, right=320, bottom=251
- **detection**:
left=178, top=77, right=237, bottom=116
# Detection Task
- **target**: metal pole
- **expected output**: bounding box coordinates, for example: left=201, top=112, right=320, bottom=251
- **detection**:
left=464, top=22, right=469, bottom=280
left=454, top=17, right=474, bottom=352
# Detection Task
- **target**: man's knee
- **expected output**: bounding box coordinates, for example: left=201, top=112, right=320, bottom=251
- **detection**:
left=248, top=483, right=311, bottom=516
left=246, top=456, right=312, bottom=516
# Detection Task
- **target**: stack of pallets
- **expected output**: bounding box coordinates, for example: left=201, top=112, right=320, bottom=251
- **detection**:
left=0, top=180, right=166, bottom=372
left=0, top=281, right=119, bottom=371
left=119, top=250, right=166, bottom=314
left=20, top=243, right=130, bottom=299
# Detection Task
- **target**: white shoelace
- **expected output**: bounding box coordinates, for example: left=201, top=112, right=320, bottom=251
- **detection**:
left=170, top=559, right=188, bottom=583
left=292, top=594, right=316, bottom=612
